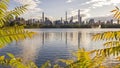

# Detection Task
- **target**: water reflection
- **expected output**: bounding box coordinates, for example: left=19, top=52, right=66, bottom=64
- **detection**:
left=42, top=32, right=44, bottom=45
left=19, top=30, right=92, bottom=65
left=19, top=36, right=41, bottom=63
left=78, top=32, right=81, bottom=48
left=1, top=29, right=120, bottom=66
left=20, top=29, right=107, bottom=66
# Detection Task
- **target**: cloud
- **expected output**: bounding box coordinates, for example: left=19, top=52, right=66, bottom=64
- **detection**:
left=70, top=9, right=90, bottom=16
left=14, top=0, right=43, bottom=19
left=31, top=15, right=54, bottom=21
left=82, top=0, right=120, bottom=9
left=69, top=9, right=90, bottom=20
left=14, top=0, right=41, bottom=9
left=14, top=0, right=55, bottom=20
left=66, top=0, right=75, bottom=3
left=86, top=14, right=113, bottom=21
left=70, top=9, right=90, bottom=17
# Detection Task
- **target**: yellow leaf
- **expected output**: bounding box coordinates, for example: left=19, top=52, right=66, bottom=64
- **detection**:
left=111, top=9, right=117, bottom=12
left=116, top=6, right=119, bottom=10
left=0, top=56, right=5, bottom=60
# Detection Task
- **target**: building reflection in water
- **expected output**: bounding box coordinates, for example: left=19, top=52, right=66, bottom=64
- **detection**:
left=60, top=32, right=62, bottom=40
left=42, top=32, right=44, bottom=45
left=63, top=31, right=90, bottom=50
left=40, top=31, right=90, bottom=49
left=70, top=32, right=73, bottom=41
left=19, top=30, right=91, bottom=63
left=78, top=32, right=81, bottom=48
left=80, top=31, right=91, bottom=50
left=65, top=32, right=68, bottom=45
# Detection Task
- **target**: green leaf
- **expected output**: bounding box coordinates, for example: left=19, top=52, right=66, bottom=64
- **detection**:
left=0, top=56, right=5, bottom=60
left=40, top=60, right=51, bottom=68
left=7, top=53, right=15, bottom=58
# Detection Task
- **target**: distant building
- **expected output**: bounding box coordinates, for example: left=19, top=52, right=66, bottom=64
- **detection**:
left=98, top=20, right=101, bottom=24
left=61, top=17, right=63, bottom=23
left=14, top=17, right=26, bottom=25
left=64, top=21, right=69, bottom=25
left=82, top=21, right=85, bottom=24
left=78, top=10, right=82, bottom=24
left=54, top=20, right=63, bottom=25
left=65, top=11, right=68, bottom=22
left=89, top=19, right=95, bottom=24
left=117, top=20, right=120, bottom=24
left=69, top=16, right=74, bottom=24
left=39, top=19, right=43, bottom=24
left=110, top=19, right=113, bottom=24
left=42, top=12, right=45, bottom=23
left=44, top=17, right=52, bottom=25
left=32, top=19, right=35, bottom=23
left=106, top=20, right=110, bottom=24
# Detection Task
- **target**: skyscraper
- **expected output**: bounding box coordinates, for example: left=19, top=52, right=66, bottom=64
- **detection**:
left=78, top=10, right=82, bottom=24
left=117, top=20, right=120, bottom=24
left=65, top=11, right=68, bottom=21
left=70, top=16, right=73, bottom=23
left=61, top=17, right=63, bottom=23
left=89, top=19, right=95, bottom=24
left=42, top=12, right=45, bottom=23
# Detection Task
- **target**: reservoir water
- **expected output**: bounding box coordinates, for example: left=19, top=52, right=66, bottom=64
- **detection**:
left=0, top=28, right=120, bottom=67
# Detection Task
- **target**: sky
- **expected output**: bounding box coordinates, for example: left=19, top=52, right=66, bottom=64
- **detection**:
left=9, top=0, right=120, bottom=21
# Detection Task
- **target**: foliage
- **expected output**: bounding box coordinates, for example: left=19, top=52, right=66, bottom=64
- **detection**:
left=25, top=24, right=92, bottom=28
left=92, top=31, right=120, bottom=68
left=0, top=0, right=36, bottom=52
left=53, top=64, right=61, bottom=68
left=92, top=6, right=120, bottom=65
left=0, top=26, right=35, bottom=48
left=57, top=31, right=120, bottom=68
left=111, top=6, right=120, bottom=20
left=0, top=0, right=28, bottom=27
left=101, top=24, right=120, bottom=28
left=40, top=61, right=51, bottom=68
left=91, top=6, right=120, bottom=57
left=0, top=0, right=120, bottom=68
left=0, top=0, right=35, bottom=48
left=57, top=48, right=106, bottom=68
left=0, top=53, right=38, bottom=68
left=92, top=31, right=120, bottom=57
left=0, top=0, right=39, bottom=68
left=55, top=6, right=120, bottom=68
left=23, top=48, right=106, bottom=68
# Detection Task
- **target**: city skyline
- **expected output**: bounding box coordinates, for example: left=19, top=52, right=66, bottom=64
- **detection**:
left=9, top=0, right=120, bottom=21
